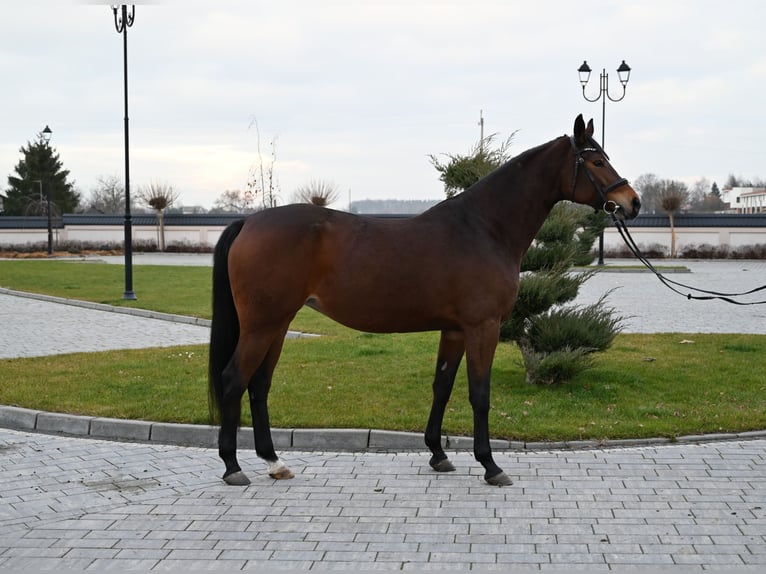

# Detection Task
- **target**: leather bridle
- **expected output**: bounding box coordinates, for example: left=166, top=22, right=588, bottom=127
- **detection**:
left=569, top=135, right=629, bottom=215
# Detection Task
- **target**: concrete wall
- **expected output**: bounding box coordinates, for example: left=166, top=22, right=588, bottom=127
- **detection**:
left=601, top=228, right=766, bottom=253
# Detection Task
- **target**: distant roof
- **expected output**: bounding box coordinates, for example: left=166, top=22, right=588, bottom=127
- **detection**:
left=739, top=189, right=766, bottom=197
left=627, top=213, right=766, bottom=228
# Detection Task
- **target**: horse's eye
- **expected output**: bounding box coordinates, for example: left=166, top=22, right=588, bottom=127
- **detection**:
left=593, top=159, right=605, bottom=167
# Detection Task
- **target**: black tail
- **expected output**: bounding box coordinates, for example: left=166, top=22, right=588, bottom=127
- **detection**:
left=208, top=218, right=246, bottom=424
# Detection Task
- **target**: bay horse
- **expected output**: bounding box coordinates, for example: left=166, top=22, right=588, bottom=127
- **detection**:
left=209, top=114, right=641, bottom=486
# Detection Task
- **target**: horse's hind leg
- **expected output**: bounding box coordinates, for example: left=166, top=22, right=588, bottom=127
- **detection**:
left=247, top=326, right=294, bottom=480
left=219, top=360, right=250, bottom=486
left=219, top=327, right=287, bottom=486
left=425, top=330, right=465, bottom=473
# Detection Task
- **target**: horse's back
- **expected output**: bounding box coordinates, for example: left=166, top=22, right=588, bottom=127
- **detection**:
left=227, top=203, right=515, bottom=333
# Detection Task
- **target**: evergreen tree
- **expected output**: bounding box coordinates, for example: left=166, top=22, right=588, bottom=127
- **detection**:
left=429, top=133, right=515, bottom=198
left=3, top=130, right=80, bottom=216
left=500, top=205, right=623, bottom=385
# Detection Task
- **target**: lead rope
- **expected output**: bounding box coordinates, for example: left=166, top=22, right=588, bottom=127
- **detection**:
left=610, top=215, right=766, bottom=305
left=569, top=133, right=766, bottom=305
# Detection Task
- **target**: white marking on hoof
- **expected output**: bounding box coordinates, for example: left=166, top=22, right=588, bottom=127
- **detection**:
left=223, top=471, right=251, bottom=486
left=268, top=459, right=295, bottom=480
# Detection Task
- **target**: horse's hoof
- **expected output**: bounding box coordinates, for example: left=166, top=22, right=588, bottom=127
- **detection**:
left=223, top=471, right=251, bottom=486
left=268, top=460, right=295, bottom=480
left=485, top=471, right=513, bottom=486
left=430, top=459, right=456, bottom=473
left=269, top=467, right=295, bottom=480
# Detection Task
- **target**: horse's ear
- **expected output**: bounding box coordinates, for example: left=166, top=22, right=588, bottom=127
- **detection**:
left=574, top=114, right=586, bottom=144
left=586, top=118, right=594, bottom=138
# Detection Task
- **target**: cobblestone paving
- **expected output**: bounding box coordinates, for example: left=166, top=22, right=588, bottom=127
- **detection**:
left=575, top=259, right=766, bottom=334
left=1, top=430, right=764, bottom=570
left=0, top=292, right=210, bottom=359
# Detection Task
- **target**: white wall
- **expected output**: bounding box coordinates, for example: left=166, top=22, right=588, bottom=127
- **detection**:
left=3, top=222, right=766, bottom=255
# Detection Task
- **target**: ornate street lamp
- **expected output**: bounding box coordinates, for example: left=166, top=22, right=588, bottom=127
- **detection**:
left=112, top=4, right=137, bottom=300
left=577, top=60, right=632, bottom=264
left=41, top=125, right=53, bottom=255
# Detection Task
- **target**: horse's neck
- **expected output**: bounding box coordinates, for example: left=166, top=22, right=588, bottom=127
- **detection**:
left=469, top=138, right=566, bottom=257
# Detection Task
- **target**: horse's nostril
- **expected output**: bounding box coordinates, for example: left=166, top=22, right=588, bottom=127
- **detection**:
left=632, top=197, right=642, bottom=212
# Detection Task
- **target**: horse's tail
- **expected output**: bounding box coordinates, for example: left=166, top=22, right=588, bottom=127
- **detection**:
left=208, top=218, right=246, bottom=424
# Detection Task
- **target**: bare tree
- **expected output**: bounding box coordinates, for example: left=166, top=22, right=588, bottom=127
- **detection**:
left=211, top=189, right=258, bottom=213
left=291, top=179, right=339, bottom=207
left=688, top=177, right=710, bottom=210
left=136, top=181, right=179, bottom=251
left=247, top=118, right=280, bottom=209
left=633, top=173, right=661, bottom=214
left=87, top=175, right=125, bottom=213
left=657, top=180, right=689, bottom=257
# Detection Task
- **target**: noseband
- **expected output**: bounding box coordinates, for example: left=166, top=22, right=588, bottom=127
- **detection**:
left=569, top=135, right=629, bottom=214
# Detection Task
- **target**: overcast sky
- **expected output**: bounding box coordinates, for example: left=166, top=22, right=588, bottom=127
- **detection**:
left=2, top=0, right=765, bottom=210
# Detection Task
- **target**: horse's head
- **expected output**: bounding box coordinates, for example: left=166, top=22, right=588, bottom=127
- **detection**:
left=567, top=114, right=641, bottom=220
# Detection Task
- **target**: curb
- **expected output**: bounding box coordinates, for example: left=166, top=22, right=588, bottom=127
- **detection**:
left=3, top=405, right=766, bottom=453
left=0, top=286, right=210, bottom=327
left=571, top=265, right=692, bottom=274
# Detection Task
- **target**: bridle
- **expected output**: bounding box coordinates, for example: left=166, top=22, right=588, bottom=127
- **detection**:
left=569, top=135, right=629, bottom=215
left=569, top=136, right=766, bottom=305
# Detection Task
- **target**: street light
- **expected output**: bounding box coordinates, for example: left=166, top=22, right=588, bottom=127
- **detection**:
left=41, top=125, right=53, bottom=256
left=577, top=59, right=632, bottom=265
left=112, top=4, right=137, bottom=300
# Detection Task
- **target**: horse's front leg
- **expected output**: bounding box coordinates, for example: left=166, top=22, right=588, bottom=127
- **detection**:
left=425, top=330, right=465, bottom=473
left=465, top=321, right=513, bottom=486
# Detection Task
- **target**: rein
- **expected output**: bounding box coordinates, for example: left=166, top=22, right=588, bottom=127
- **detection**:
left=570, top=135, right=766, bottom=306
left=609, top=214, right=766, bottom=305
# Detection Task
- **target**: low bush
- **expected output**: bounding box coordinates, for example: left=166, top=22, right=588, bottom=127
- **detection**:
left=518, top=296, right=624, bottom=385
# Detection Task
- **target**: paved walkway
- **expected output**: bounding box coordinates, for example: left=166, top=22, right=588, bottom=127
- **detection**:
left=1, top=429, right=764, bottom=570
left=1, top=255, right=765, bottom=569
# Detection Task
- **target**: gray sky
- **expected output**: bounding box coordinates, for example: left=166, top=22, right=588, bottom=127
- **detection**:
left=2, top=0, right=764, bottom=210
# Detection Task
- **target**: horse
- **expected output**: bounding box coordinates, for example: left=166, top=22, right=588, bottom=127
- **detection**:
left=208, top=114, right=641, bottom=487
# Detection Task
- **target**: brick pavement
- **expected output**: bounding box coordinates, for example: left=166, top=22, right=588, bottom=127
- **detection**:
left=1, top=429, right=764, bottom=570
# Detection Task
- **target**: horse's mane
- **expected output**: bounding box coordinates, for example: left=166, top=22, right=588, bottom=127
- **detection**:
left=420, top=134, right=567, bottom=216
left=467, top=135, right=566, bottom=192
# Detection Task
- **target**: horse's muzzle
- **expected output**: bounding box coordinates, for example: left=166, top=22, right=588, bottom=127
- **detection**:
left=607, top=196, right=641, bottom=220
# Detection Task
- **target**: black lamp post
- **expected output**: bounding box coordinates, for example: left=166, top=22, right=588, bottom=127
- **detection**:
left=112, top=4, right=137, bottom=300
left=577, top=59, right=632, bottom=265
left=41, top=125, right=53, bottom=256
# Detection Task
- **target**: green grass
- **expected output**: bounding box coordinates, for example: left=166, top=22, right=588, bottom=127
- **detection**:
left=1, top=259, right=765, bottom=441
left=0, top=259, right=213, bottom=318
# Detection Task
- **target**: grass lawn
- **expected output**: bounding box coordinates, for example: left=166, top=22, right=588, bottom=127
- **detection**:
left=1, top=258, right=765, bottom=441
